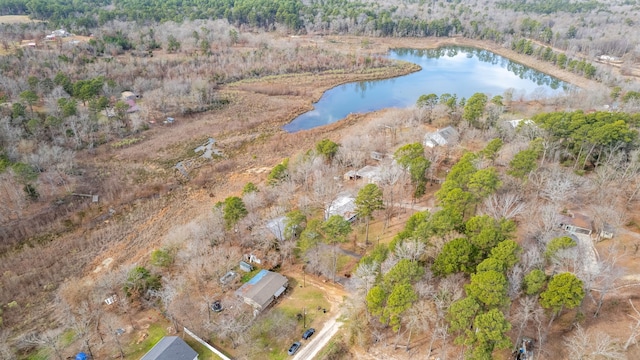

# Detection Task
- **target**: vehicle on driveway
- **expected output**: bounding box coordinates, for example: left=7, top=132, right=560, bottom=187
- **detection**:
left=302, top=328, right=315, bottom=340
left=287, top=341, right=301, bottom=355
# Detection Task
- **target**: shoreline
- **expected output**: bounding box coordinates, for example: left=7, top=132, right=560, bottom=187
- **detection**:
left=322, top=35, right=602, bottom=90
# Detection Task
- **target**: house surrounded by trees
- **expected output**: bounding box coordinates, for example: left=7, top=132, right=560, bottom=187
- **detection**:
left=235, top=270, right=288, bottom=314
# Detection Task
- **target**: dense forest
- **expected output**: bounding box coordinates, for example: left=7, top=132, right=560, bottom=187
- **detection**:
left=1, top=0, right=640, bottom=359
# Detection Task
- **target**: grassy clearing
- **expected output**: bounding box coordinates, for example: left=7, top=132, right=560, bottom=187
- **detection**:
left=183, top=336, right=224, bottom=360
left=111, top=137, right=144, bottom=149
left=61, top=328, right=76, bottom=347
left=249, top=308, right=298, bottom=360
left=278, top=282, right=330, bottom=328
left=125, top=323, right=167, bottom=359
left=239, top=281, right=333, bottom=360
left=0, top=15, right=37, bottom=24
left=240, top=268, right=261, bottom=283
left=25, top=349, right=49, bottom=360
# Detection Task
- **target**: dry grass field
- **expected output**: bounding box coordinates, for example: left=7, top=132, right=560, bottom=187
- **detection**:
left=0, top=15, right=37, bottom=24
left=2, top=32, right=640, bottom=359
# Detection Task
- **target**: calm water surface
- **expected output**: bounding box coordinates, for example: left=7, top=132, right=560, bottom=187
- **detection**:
left=283, top=47, right=569, bottom=132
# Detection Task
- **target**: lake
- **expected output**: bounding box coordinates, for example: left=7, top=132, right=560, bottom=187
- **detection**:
left=283, top=47, right=569, bottom=132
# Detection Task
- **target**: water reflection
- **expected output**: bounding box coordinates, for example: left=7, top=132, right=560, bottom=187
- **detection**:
left=283, top=47, right=570, bottom=132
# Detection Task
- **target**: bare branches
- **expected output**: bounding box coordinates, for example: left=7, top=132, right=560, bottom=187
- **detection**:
left=19, top=329, right=64, bottom=360
left=565, top=324, right=625, bottom=360
left=625, top=299, right=640, bottom=351
left=480, top=191, right=526, bottom=220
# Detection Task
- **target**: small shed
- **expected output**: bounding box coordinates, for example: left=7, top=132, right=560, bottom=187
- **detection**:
left=239, top=261, right=254, bottom=272
left=599, top=223, right=615, bottom=240
left=220, top=271, right=237, bottom=285
left=371, top=151, right=385, bottom=161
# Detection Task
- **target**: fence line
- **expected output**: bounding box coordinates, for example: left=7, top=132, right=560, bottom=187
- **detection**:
left=183, top=327, right=232, bottom=360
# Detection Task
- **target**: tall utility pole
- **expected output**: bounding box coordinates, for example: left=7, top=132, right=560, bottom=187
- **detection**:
left=303, top=307, right=306, bottom=328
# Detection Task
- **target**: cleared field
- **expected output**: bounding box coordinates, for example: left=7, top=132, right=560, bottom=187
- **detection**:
left=0, top=15, right=39, bottom=24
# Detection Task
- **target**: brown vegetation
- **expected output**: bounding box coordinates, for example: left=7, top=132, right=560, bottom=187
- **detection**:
left=1, top=13, right=640, bottom=359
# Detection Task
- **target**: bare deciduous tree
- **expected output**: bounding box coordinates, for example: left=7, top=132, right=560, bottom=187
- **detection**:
left=394, top=239, right=426, bottom=262
left=481, top=192, right=527, bottom=220
left=590, top=245, right=625, bottom=318
left=20, top=329, right=64, bottom=360
left=207, top=299, right=254, bottom=349
left=565, top=324, right=625, bottom=360
left=511, top=296, right=544, bottom=348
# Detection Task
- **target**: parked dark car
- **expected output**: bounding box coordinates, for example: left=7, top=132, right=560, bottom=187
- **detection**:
left=287, top=341, right=301, bottom=355
left=302, top=328, right=315, bottom=340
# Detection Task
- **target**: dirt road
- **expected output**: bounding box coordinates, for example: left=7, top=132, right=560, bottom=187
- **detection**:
left=292, top=311, right=342, bottom=360
left=284, top=270, right=347, bottom=359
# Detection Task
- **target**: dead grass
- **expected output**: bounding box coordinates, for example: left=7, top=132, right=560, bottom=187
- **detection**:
left=0, top=15, right=38, bottom=24
left=4, top=33, right=639, bottom=359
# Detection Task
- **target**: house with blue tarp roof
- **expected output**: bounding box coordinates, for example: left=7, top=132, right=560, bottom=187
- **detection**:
left=235, top=269, right=288, bottom=313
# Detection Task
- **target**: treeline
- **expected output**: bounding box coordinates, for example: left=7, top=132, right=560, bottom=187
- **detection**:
left=0, top=0, right=465, bottom=37
left=0, top=0, right=304, bottom=30
left=512, top=39, right=598, bottom=79
left=533, top=110, right=639, bottom=169
left=496, top=0, right=604, bottom=14
left=2, top=0, right=638, bottom=67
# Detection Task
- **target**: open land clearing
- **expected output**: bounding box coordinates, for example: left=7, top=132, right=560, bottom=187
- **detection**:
left=2, top=33, right=640, bottom=359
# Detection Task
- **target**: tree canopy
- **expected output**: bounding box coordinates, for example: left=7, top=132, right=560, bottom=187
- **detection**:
left=220, top=196, right=248, bottom=230
left=540, top=272, right=585, bottom=316
left=355, top=183, right=385, bottom=244
left=394, top=142, right=431, bottom=197
left=315, top=139, right=340, bottom=162
left=533, top=111, right=638, bottom=168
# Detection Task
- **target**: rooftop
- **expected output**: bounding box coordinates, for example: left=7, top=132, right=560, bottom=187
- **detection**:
left=326, top=194, right=356, bottom=221
left=235, top=270, right=288, bottom=310
left=140, top=336, right=198, bottom=360
left=424, top=126, right=458, bottom=147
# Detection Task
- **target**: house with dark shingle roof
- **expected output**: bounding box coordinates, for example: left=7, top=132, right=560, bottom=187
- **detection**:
left=235, top=270, right=288, bottom=313
left=140, top=336, right=198, bottom=360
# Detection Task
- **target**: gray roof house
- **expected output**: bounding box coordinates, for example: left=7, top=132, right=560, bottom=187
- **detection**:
left=424, top=126, right=459, bottom=148
left=325, top=193, right=357, bottom=222
left=235, top=270, right=288, bottom=313
left=344, top=165, right=383, bottom=184
left=140, top=336, right=198, bottom=360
